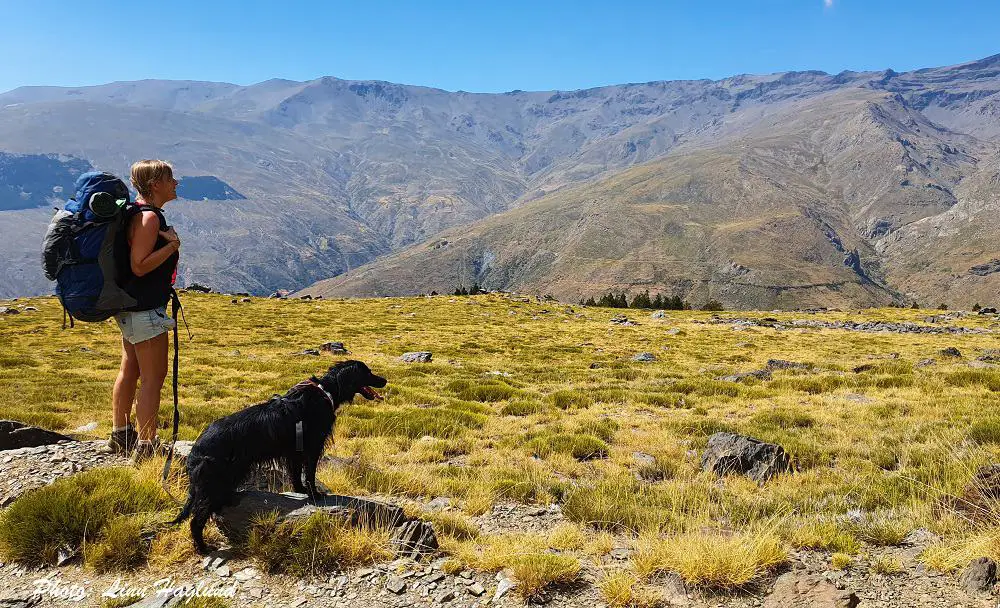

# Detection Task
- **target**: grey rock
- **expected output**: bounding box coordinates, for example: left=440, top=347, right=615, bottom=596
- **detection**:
left=718, top=369, right=772, bottom=382
left=391, top=520, right=439, bottom=560
left=386, top=577, right=407, bottom=594
left=296, top=348, right=321, bottom=356
left=0, top=420, right=75, bottom=451
left=401, top=351, right=433, bottom=363
left=320, top=342, right=349, bottom=354
left=0, top=598, right=41, bottom=608
left=216, top=491, right=405, bottom=544
left=436, top=590, right=456, bottom=603
left=0, top=307, right=19, bottom=315
left=632, top=352, right=656, bottom=362
left=766, top=359, right=810, bottom=370
left=960, top=557, right=997, bottom=593
left=940, top=346, right=963, bottom=357
left=701, top=432, right=791, bottom=483
left=494, top=575, right=515, bottom=600
left=215, top=565, right=231, bottom=577
left=467, top=582, right=485, bottom=596
left=764, top=573, right=859, bottom=608
left=651, top=310, right=666, bottom=319
left=609, top=314, right=639, bottom=326
left=426, top=496, right=451, bottom=511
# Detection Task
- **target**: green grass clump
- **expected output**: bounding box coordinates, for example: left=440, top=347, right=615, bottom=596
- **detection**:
left=445, top=379, right=520, bottom=402
left=340, top=405, right=486, bottom=439
left=633, top=529, right=787, bottom=589
left=85, top=513, right=161, bottom=573
left=527, top=433, right=609, bottom=460
left=0, top=467, right=170, bottom=566
left=968, top=417, right=1000, bottom=444
left=549, top=389, right=595, bottom=409
left=751, top=408, right=816, bottom=430
left=787, top=520, right=860, bottom=554
left=500, top=399, right=549, bottom=416
left=244, top=510, right=392, bottom=576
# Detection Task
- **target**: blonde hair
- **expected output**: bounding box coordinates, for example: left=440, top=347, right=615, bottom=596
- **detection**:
left=130, top=159, right=173, bottom=200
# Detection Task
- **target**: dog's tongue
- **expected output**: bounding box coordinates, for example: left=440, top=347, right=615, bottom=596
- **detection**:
left=360, top=386, right=383, bottom=400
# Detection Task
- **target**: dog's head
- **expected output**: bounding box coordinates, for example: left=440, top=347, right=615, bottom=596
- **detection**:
left=322, top=360, right=387, bottom=402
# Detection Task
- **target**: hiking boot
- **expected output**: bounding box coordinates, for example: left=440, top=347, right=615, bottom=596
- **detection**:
left=130, top=437, right=169, bottom=465
left=104, top=424, right=138, bottom=455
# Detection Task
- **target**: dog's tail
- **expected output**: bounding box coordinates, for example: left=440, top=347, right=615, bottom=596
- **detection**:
left=171, top=491, right=194, bottom=524
left=170, top=457, right=212, bottom=524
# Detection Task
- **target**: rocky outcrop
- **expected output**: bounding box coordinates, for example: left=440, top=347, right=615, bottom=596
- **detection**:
left=960, top=557, right=997, bottom=594
left=764, top=573, right=859, bottom=608
left=400, top=352, right=433, bottom=363
left=701, top=432, right=791, bottom=482
left=0, top=420, right=74, bottom=451
left=215, top=491, right=408, bottom=546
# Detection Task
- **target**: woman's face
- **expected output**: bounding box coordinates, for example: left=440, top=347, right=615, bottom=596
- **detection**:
left=154, top=174, right=178, bottom=203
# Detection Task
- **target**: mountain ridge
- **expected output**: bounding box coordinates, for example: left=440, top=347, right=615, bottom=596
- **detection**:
left=1, top=54, right=998, bottom=306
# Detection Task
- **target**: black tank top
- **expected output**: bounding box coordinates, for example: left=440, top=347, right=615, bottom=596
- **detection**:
left=119, top=205, right=179, bottom=311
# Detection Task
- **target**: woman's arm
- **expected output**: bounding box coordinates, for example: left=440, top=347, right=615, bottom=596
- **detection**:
left=130, top=212, right=179, bottom=277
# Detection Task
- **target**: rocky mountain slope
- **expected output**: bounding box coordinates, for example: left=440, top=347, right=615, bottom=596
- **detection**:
left=1, top=55, right=998, bottom=305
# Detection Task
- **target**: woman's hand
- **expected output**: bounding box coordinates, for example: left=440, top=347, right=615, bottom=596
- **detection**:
left=159, top=228, right=181, bottom=250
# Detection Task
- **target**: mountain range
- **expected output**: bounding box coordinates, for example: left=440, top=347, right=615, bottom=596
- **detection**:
left=1, top=54, right=998, bottom=307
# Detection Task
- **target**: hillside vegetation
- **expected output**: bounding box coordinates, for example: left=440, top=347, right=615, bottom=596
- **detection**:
left=2, top=293, right=1000, bottom=600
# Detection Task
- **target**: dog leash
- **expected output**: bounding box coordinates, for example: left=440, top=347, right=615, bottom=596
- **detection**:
left=161, top=289, right=189, bottom=505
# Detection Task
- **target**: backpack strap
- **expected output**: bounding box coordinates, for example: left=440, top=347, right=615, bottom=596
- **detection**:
left=161, top=288, right=182, bottom=493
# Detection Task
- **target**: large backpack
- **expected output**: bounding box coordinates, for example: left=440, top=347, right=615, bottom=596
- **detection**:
left=42, top=171, right=155, bottom=323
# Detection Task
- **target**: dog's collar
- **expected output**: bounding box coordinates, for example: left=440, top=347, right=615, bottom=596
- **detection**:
left=297, top=379, right=336, bottom=409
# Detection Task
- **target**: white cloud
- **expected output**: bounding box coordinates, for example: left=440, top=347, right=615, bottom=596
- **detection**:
left=824, top=0, right=834, bottom=7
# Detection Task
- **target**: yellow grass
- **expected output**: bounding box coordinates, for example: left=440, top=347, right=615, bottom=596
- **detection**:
left=2, top=293, right=1000, bottom=580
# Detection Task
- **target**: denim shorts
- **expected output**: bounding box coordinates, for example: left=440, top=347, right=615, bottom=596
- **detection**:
left=115, top=306, right=175, bottom=345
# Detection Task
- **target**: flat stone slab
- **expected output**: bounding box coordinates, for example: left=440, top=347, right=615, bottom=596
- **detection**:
left=0, top=420, right=74, bottom=451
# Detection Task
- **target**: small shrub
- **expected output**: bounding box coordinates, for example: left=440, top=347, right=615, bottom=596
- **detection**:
left=633, top=529, right=787, bottom=589
left=968, top=417, right=1000, bottom=444
left=751, top=408, right=816, bottom=430
left=945, top=370, right=1000, bottom=392
left=870, top=554, right=903, bottom=575
left=788, top=520, right=860, bottom=554
left=847, top=514, right=912, bottom=547
left=830, top=553, right=852, bottom=570
left=445, top=379, right=518, bottom=402
left=599, top=570, right=663, bottom=608
left=527, top=433, right=609, bottom=460
left=576, top=418, right=620, bottom=443
left=0, top=467, right=170, bottom=566
left=85, top=514, right=159, bottom=573
left=547, top=523, right=587, bottom=551
left=448, top=533, right=580, bottom=600
left=424, top=511, right=480, bottom=541
left=549, top=389, right=595, bottom=410
left=500, top=399, right=548, bottom=416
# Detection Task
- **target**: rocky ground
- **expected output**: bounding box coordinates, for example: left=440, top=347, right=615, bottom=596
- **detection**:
left=0, top=441, right=997, bottom=608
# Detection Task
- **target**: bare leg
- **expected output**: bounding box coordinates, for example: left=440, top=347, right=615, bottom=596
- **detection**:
left=133, top=332, right=169, bottom=441
left=112, top=337, right=139, bottom=428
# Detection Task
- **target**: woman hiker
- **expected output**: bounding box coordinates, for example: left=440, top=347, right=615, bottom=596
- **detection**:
left=105, top=160, right=181, bottom=464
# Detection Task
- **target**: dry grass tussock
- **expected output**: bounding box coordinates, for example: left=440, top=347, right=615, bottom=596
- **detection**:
left=2, top=294, right=1000, bottom=583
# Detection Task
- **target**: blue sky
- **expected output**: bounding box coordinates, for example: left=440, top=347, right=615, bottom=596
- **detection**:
left=1, top=0, right=997, bottom=93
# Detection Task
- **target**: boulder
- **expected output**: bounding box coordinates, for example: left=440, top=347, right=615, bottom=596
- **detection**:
left=401, top=351, right=433, bottom=363
left=216, top=491, right=407, bottom=546
left=651, top=310, right=666, bottom=319
left=960, top=557, right=997, bottom=594
left=763, top=573, right=859, bottom=608
left=701, top=432, right=791, bottom=483
left=186, top=283, right=213, bottom=293
left=0, top=420, right=74, bottom=451
left=766, top=359, right=809, bottom=371
left=390, top=520, right=439, bottom=560
left=940, top=346, right=963, bottom=358
left=632, top=352, right=656, bottom=362
left=320, top=342, right=349, bottom=355
left=0, top=307, right=20, bottom=315
left=718, top=369, right=772, bottom=382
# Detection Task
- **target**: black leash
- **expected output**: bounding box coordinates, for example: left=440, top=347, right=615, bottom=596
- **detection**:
left=161, top=288, right=188, bottom=498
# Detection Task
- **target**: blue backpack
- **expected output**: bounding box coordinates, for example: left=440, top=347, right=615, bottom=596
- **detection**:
left=42, top=171, right=149, bottom=323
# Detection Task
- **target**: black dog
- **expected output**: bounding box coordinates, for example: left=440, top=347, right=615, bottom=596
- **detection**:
left=172, top=360, right=386, bottom=553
